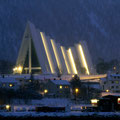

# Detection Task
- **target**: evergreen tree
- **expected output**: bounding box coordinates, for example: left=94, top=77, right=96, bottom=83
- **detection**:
left=70, top=75, right=87, bottom=100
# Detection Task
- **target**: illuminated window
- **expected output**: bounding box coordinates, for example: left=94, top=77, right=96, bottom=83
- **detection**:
left=91, top=99, right=99, bottom=106
left=116, top=81, right=119, bottom=84
left=29, top=80, right=32, bottom=82
left=2, top=84, right=6, bottom=87
left=65, top=86, right=69, bottom=88
left=118, top=98, right=120, bottom=104
left=59, top=85, right=63, bottom=89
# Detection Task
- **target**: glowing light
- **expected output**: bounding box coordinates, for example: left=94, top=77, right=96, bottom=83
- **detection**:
left=13, top=67, right=17, bottom=72
left=18, top=66, right=22, bottom=73
left=9, top=84, right=13, bottom=87
left=61, top=46, right=71, bottom=74
left=51, top=40, right=61, bottom=70
left=91, top=99, right=99, bottom=104
left=44, top=89, right=48, bottom=94
left=75, top=88, right=79, bottom=93
left=106, top=89, right=109, bottom=92
left=113, top=66, right=116, bottom=70
left=91, top=99, right=99, bottom=107
left=13, top=66, right=23, bottom=74
left=72, top=75, right=75, bottom=78
left=65, top=86, right=69, bottom=88
left=118, top=98, right=120, bottom=104
left=81, top=106, right=83, bottom=109
left=68, top=48, right=77, bottom=74
left=40, top=32, right=54, bottom=73
left=29, top=80, right=32, bottom=82
left=79, top=45, right=90, bottom=75
left=59, top=85, right=63, bottom=89
left=6, top=105, right=10, bottom=110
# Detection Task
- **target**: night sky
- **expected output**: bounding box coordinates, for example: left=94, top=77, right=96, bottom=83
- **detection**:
left=0, top=0, right=120, bottom=64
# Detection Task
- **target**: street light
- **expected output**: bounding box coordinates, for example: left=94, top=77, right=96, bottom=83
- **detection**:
left=9, top=84, right=13, bottom=87
left=13, top=65, right=23, bottom=74
left=75, top=88, right=79, bottom=93
left=106, top=89, right=109, bottom=92
left=59, top=85, right=63, bottom=89
left=44, top=89, right=48, bottom=94
left=75, top=88, right=79, bottom=104
left=44, top=89, right=48, bottom=97
left=6, top=105, right=11, bottom=111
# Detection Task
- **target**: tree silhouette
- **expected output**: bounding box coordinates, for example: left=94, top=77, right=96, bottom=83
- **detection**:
left=56, top=66, right=62, bottom=77
left=70, top=75, right=87, bottom=100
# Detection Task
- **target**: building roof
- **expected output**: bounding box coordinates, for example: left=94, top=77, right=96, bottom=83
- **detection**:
left=101, top=92, right=120, bottom=97
left=0, top=77, right=18, bottom=83
left=50, top=80, right=70, bottom=85
left=89, top=84, right=101, bottom=89
left=110, top=74, right=120, bottom=77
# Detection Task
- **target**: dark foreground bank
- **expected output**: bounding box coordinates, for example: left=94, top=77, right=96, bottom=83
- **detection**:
left=0, top=116, right=120, bottom=120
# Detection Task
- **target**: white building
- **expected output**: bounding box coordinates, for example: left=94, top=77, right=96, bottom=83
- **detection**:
left=101, top=73, right=120, bottom=93
left=0, top=76, right=20, bottom=90
left=44, top=79, right=71, bottom=98
left=13, top=21, right=96, bottom=76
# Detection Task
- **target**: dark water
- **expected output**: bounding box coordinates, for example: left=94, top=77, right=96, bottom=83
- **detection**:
left=0, top=116, right=119, bottom=120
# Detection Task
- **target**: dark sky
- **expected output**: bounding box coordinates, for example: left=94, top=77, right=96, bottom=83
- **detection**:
left=0, top=0, right=120, bottom=64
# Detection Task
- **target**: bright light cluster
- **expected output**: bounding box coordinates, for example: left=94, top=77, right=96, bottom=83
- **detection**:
left=91, top=99, right=99, bottom=104
left=13, top=66, right=23, bottom=74
left=16, top=22, right=94, bottom=76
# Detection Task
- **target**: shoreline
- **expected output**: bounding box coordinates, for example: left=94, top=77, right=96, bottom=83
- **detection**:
left=1, top=111, right=120, bottom=117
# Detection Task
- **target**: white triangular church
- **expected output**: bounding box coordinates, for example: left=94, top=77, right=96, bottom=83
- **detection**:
left=13, top=21, right=96, bottom=75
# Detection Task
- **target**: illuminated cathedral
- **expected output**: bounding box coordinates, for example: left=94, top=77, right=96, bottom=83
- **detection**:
left=13, top=21, right=96, bottom=75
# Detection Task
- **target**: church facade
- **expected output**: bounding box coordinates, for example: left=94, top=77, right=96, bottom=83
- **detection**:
left=13, top=21, right=96, bottom=75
